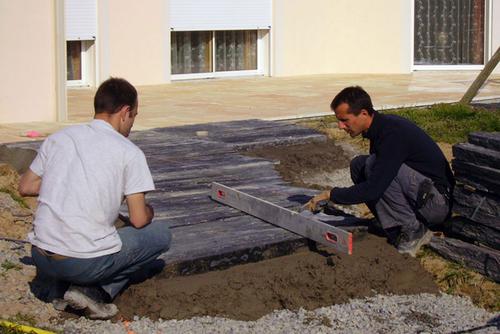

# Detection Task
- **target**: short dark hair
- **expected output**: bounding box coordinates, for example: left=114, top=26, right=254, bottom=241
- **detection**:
left=330, top=86, right=375, bottom=116
left=94, top=77, right=137, bottom=114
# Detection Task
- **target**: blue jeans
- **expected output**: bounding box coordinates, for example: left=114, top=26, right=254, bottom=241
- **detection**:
left=31, top=221, right=171, bottom=299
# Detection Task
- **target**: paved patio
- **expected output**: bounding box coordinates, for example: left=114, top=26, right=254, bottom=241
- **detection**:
left=1, top=71, right=499, bottom=144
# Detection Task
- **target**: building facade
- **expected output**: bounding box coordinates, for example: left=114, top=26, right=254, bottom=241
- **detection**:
left=1, top=0, right=499, bottom=123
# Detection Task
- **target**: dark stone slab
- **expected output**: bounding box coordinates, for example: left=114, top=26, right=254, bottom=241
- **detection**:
left=468, top=132, right=500, bottom=152
left=453, top=184, right=500, bottom=220
left=452, top=160, right=500, bottom=194
left=454, top=175, right=500, bottom=195
left=452, top=160, right=500, bottom=184
left=429, top=236, right=500, bottom=282
left=454, top=176, right=499, bottom=195
left=163, top=215, right=300, bottom=262
left=452, top=143, right=500, bottom=169
left=445, top=217, right=500, bottom=250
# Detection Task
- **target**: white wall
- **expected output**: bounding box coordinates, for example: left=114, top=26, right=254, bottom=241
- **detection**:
left=272, top=0, right=412, bottom=76
left=0, top=0, right=58, bottom=123
left=97, top=0, right=170, bottom=86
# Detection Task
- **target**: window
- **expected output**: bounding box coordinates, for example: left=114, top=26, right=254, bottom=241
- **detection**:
left=414, top=0, right=485, bottom=66
left=66, top=41, right=82, bottom=80
left=66, top=40, right=94, bottom=86
left=171, top=30, right=263, bottom=79
left=67, top=41, right=82, bottom=80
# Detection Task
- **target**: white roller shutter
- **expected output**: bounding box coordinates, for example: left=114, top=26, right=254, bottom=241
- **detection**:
left=170, top=0, right=271, bottom=31
left=65, top=0, right=97, bottom=40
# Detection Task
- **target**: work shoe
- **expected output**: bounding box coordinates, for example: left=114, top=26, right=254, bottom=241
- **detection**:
left=52, top=298, right=68, bottom=311
left=63, top=285, right=118, bottom=320
left=397, top=224, right=433, bottom=258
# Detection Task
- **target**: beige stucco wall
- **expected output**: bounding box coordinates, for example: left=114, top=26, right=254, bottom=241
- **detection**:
left=0, top=0, right=58, bottom=123
left=272, top=0, right=412, bottom=76
left=97, top=0, right=170, bottom=86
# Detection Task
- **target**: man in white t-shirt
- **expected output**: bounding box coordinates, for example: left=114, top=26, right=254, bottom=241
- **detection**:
left=19, top=77, right=171, bottom=319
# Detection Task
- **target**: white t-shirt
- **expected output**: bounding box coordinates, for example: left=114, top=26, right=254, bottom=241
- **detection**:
left=28, top=119, right=155, bottom=258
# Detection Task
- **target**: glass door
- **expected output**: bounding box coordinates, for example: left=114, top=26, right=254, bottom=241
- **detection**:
left=414, top=0, right=485, bottom=67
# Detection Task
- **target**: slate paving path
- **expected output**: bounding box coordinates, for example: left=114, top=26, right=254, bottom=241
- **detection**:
left=9, top=119, right=347, bottom=275
left=133, top=120, right=328, bottom=274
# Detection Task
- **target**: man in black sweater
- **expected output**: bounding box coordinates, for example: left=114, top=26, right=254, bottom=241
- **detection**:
left=307, top=86, right=455, bottom=257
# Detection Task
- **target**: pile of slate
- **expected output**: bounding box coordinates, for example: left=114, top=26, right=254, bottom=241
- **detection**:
left=429, top=132, right=500, bottom=282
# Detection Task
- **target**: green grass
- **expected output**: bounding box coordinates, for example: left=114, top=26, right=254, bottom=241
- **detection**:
left=386, top=103, right=500, bottom=144
left=440, top=262, right=474, bottom=294
left=0, top=188, right=29, bottom=209
left=1, top=260, right=22, bottom=272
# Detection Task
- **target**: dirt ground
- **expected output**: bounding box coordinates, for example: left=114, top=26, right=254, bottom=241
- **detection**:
left=116, top=232, right=438, bottom=321
left=242, top=139, right=352, bottom=190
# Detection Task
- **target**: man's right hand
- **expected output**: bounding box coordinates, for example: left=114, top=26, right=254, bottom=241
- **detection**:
left=305, top=190, right=331, bottom=212
left=145, top=203, right=154, bottom=220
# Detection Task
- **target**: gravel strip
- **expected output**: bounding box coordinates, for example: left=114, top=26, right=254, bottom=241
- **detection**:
left=51, top=294, right=499, bottom=334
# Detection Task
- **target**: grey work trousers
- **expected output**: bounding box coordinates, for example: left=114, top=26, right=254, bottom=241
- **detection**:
left=350, top=154, right=449, bottom=232
left=31, top=221, right=171, bottom=300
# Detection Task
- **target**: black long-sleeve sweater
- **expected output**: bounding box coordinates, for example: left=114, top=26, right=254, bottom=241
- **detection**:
left=330, top=111, right=455, bottom=205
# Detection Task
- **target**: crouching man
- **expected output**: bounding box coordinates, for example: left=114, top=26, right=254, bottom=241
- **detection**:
left=19, top=77, right=171, bottom=319
left=307, top=86, right=454, bottom=257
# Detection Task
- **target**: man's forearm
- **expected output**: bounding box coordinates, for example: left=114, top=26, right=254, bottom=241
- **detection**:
left=126, top=193, right=155, bottom=228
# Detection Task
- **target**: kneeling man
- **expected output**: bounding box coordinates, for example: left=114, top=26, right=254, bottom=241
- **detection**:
left=307, top=86, right=454, bottom=257
left=19, top=78, right=171, bottom=319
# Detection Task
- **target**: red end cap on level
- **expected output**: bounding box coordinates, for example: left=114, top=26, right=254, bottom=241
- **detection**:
left=348, top=232, right=353, bottom=255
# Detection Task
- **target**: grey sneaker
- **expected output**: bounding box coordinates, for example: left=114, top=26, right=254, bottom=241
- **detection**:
left=397, top=224, right=433, bottom=257
left=63, top=285, right=118, bottom=320
left=52, top=298, right=68, bottom=311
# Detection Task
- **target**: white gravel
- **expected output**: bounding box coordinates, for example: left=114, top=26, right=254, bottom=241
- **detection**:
left=50, top=294, right=499, bottom=334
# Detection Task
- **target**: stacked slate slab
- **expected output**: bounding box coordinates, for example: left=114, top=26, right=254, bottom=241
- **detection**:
left=429, top=132, right=500, bottom=282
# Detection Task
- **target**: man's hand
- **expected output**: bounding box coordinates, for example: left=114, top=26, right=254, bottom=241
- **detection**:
left=145, top=203, right=154, bottom=219
left=305, top=190, right=331, bottom=212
